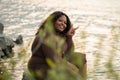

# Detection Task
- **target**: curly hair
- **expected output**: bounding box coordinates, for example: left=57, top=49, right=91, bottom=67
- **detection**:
left=36, top=11, right=71, bottom=36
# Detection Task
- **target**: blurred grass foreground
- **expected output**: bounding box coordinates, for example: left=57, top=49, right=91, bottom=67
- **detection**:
left=0, top=21, right=120, bottom=80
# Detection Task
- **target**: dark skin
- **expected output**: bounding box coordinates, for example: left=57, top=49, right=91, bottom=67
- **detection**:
left=28, top=14, right=72, bottom=80
left=28, top=11, right=86, bottom=80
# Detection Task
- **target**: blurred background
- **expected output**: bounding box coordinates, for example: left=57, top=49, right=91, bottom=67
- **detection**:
left=0, top=0, right=120, bottom=80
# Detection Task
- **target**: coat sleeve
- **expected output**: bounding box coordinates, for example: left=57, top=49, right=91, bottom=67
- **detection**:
left=65, top=36, right=74, bottom=55
left=41, top=43, right=56, bottom=62
left=31, top=35, right=57, bottom=63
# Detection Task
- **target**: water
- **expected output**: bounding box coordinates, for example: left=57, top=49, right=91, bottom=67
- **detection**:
left=0, top=0, right=120, bottom=80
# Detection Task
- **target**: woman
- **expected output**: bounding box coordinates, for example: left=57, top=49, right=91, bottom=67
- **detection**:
left=28, top=11, right=86, bottom=80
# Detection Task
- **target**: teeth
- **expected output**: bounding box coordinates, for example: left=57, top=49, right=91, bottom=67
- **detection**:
left=60, top=26, right=63, bottom=29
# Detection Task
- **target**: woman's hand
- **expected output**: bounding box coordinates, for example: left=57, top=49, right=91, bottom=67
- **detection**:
left=67, top=24, right=79, bottom=37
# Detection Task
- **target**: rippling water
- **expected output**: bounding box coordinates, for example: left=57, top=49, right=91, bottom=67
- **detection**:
left=0, top=0, right=120, bottom=80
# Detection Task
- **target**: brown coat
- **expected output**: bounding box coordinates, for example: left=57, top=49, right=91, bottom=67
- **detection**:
left=28, top=33, right=74, bottom=80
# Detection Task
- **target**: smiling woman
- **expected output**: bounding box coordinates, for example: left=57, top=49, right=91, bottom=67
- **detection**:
left=27, top=11, right=87, bottom=80
left=54, top=15, right=67, bottom=32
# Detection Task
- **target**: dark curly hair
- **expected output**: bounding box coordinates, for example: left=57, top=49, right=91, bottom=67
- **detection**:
left=36, top=11, right=71, bottom=36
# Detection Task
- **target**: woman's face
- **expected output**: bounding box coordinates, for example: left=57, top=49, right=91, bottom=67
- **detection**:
left=54, top=15, right=67, bottom=32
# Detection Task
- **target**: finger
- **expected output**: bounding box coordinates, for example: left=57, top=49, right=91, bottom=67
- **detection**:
left=74, top=26, right=79, bottom=30
left=71, top=23, right=73, bottom=26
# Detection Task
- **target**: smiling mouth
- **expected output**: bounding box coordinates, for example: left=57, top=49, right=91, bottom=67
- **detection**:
left=60, top=26, right=64, bottom=30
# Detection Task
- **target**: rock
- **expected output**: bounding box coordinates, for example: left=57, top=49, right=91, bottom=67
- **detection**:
left=15, top=35, right=23, bottom=45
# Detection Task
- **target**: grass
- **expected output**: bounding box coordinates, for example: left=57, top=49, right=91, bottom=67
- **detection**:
left=0, top=24, right=120, bottom=80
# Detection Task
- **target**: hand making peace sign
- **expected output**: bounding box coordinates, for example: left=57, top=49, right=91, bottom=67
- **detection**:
left=67, top=24, right=79, bottom=37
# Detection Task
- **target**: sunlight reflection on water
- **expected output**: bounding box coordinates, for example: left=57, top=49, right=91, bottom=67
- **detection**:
left=0, top=0, right=120, bottom=80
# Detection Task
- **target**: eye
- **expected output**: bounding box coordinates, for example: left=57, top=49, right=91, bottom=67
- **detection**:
left=64, top=22, right=67, bottom=24
left=58, top=19, right=62, bottom=22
